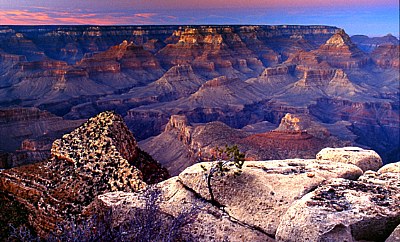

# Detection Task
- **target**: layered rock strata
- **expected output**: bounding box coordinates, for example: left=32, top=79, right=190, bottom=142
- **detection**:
left=371, top=44, right=400, bottom=69
left=0, top=25, right=398, bottom=166
left=0, top=107, right=84, bottom=168
left=141, top=113, right=351, bottom=175
left=314, top=29, right=370, bottom=69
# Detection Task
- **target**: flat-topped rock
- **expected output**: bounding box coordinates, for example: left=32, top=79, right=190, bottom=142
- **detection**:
left=316, top=147, right=383, bottom=172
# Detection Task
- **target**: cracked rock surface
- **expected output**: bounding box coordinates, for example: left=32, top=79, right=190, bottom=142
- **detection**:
left=276, top=168, right=400, bottom=241
left=178, top=159, right=363, bottom=236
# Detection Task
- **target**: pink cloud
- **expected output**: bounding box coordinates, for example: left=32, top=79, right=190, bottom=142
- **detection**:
left=0, top=9, right=162, bottom=25
left=133, top=13, right=157, bottom=19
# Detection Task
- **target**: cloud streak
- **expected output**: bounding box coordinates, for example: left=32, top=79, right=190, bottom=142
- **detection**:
left=0, top=8, right=166, bottom=25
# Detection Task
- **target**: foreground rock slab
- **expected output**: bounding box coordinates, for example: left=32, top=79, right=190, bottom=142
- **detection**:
left=276, top=171, right=400, bottom=241
left=88, top=177, right=274, bottom=241
left=178, top=159, right=363, bottom=236
left=316, top=147, right=383, bottom=172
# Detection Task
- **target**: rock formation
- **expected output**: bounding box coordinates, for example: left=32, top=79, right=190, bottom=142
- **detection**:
left=276, top=170, right=400, bottom=241
left=0, top=107, right=84, bottom=168
left=0, top=111, right=169, bottom=237
left=386, top=224, right=400, bottom=242
left=285, top=29, right=370, bottom=70
left=0, top=25, right=398, bottom=166
left=80, top=145, right=398, bottom=241
left=378, top=162, right=400, bottom=173
left=316, top=147, right=382, bottom=172
left=140, top=115, right=248, bottom=175
left=1, top=109, right=398, bottom=240
left=141, top=113, right=351, bottom=176
left=89, top=177, right=274, bottom=241
left=178, top=159, right=363, bottom=236
left=371, top=44, right=400, bottom=69
left=351, top=34, right=399, bottom=52
left=315, top=29, right=370, bottom=69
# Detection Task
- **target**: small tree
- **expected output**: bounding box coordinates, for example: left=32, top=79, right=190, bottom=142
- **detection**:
left=200, top=145, right=245, bottom=205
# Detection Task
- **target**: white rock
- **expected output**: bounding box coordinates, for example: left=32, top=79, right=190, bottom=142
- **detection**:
left=316, top=147, right=382, bottom=172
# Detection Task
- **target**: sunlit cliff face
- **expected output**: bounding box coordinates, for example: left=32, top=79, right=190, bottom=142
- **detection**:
left=0, top=0, right=398, bottom=36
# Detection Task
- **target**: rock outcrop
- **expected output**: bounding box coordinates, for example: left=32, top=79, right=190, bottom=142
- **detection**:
left=386, top=224, right=400, bottom=242
left=316, top=147, right=383, bottom=172
left=240, top=113, right=351, bottom=161
left=140, top=116, right=248, bottom=176
left=275, top=113, right=329, bottom=138
left=178, top=159, right=363, bottom=236
left=276, top=169, right=400, bottom=241
left=378, top=162, right=400, bottom=174
left=141, top=113, right=352, bottom=175
left=285, top=30, right=370, bottom=70
left=0, top=111, right=169, bottom=237
left=2, top=113, right=395, bottom=241
left=87, top=177, right=273, bottom=241
left=316, top=29, right=370, bottom=69
left=82, top=149, right=393, bottom=241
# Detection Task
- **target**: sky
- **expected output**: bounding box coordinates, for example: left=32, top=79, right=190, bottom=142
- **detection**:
left=0, top=0, right=398, bottom=36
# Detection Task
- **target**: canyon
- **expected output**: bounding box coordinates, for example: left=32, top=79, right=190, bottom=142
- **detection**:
left=1, top=25, right=398, bottom=168
left=0, top=23, right=399, bottom=240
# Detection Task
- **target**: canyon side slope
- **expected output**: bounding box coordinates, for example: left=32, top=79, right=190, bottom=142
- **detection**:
left=0, top=25, right=399, bottom=168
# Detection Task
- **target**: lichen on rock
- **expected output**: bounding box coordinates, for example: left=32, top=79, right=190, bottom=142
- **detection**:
left=0, top=111, right=169, bottom=237
left=276, top=170, right=400, bottom=241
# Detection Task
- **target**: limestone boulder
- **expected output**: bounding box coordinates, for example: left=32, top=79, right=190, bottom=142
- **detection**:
left=378, top=161, right=400, bottom=174
left=316, top=147, right=383, bottom=172
left=87, top=177, right=273, bottom=241
left=178, top=159, right=363, bottom=236
left=276, top=171, right=400, bottom=241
